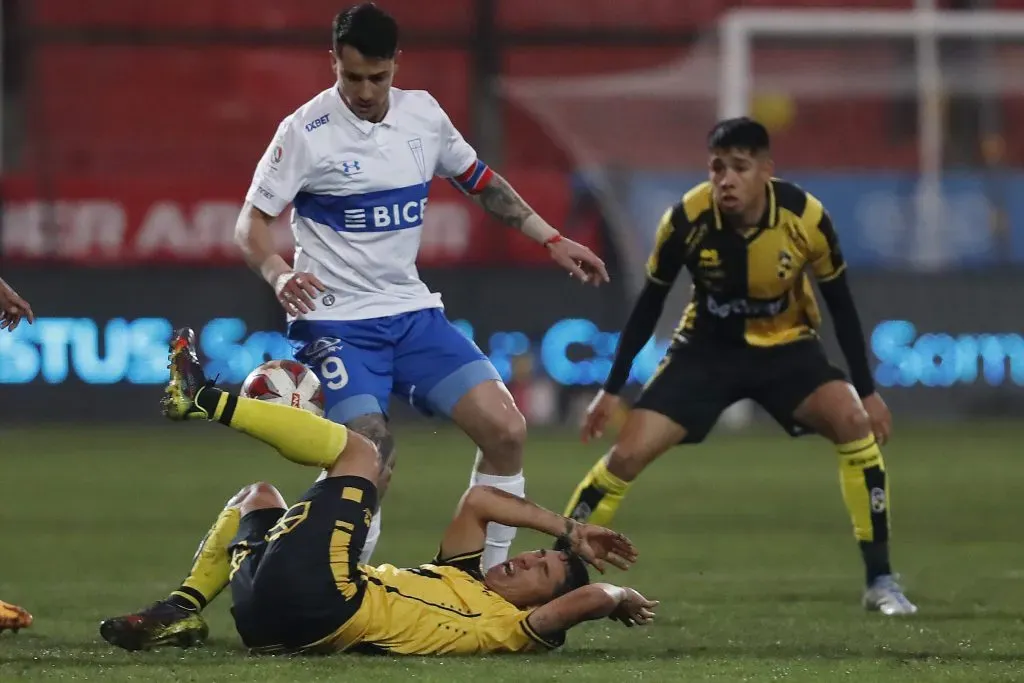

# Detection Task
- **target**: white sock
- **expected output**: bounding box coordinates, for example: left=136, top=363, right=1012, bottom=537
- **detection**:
left=468, top=450, right=526, bottom=570
left=359, top=508, right=382, bottom=565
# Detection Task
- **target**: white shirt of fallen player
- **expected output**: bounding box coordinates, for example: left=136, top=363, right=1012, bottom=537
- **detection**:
left=245, top=86, right=488, bottom=322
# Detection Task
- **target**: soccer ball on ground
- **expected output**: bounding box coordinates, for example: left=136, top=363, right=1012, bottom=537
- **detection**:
left=240, top=360, right=324, bottom=416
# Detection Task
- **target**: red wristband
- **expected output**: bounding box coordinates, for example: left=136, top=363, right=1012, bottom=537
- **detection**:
left=543, top=234, right=564, bottom=248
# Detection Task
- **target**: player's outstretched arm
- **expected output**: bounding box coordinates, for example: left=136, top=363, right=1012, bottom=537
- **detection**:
left=580, top=202, right=690, bottom=439
left=582, top=279, right=673, bottom=441
left=438, top=485, right=637, bottom=572
left=526, top=583, right=658, bottom=637
left=472, top=172, right=609, bottom=286
left=0, top=276, right=34, bottom=332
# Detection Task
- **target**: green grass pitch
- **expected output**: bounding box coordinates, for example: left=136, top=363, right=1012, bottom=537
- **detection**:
left=1, top=421, right=1022, bottom=682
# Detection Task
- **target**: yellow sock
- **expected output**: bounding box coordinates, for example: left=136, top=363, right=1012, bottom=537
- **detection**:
left=837, top=435, right=890, bottom=543
left=168, top=506, right=240, bottom=611
left=564, top=457, right=632, bottom=527
left=201, top=389, right=347, bottom=469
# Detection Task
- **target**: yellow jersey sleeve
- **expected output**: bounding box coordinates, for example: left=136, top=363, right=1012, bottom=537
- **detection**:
left=475, top=603, right=565, bottom=653
left=431, top=548, right=485, bottom=580
left=645, top=203, right=689, bottom=286
left=803, top=194, right=847, bottom=282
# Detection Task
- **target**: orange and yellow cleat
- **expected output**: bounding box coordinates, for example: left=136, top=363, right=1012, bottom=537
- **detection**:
left=0, top=599, right=32, bottom=633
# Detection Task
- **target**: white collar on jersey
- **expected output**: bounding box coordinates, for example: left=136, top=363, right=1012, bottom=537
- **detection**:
left=332, top=86, right=397, bottom=135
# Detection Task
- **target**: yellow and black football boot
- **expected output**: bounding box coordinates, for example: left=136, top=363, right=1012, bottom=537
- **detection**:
left=99, top=600, right=208, bottom=651
left=161, top=327, right=216, bottom=421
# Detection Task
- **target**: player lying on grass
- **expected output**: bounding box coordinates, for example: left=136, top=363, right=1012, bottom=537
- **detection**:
left=99, top=328, right=656, bottom=655
left=562, top=118, right=916, bottom=616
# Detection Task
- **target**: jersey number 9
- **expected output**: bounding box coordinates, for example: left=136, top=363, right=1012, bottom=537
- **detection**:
left=321, top=356, right=349, bottom=390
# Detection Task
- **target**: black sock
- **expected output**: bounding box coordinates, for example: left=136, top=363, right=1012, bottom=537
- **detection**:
left=195, top=386, right=238, bottom=425
left=194, top=386, right=222, bottom=415
left=859, top=541, right=892, bottom=585
left=167, top=586, right=207, bottom=612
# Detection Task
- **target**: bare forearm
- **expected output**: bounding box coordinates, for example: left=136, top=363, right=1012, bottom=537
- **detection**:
left=235, top=203, right=291, bottom=285
left=463, top=485, right=571, bottom=539
left=526, top=583, right=625, bottom=636
left=578, top=584, right=626, bottom=620
left=474, top=173, right=559, bottom=244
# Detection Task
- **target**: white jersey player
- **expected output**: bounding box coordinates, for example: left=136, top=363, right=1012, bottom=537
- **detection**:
left=234, top=3, right=608, bottom=570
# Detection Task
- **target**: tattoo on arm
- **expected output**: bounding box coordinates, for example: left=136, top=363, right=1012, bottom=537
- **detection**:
left=347, top=415, right=396, bottom=475
left=476, top=173, right=534, bottom=230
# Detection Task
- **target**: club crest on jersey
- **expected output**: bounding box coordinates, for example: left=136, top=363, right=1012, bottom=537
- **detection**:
left=777, top=250, right=794, bottom=279
left=341, top=160, right=362, bottom=176
left=698, top=248, right=721, bottom=269
left=407, top=138, right=426, bottom=182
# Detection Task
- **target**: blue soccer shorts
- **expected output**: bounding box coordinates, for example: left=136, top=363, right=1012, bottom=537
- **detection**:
left=287, top=308, right=500, bottom=425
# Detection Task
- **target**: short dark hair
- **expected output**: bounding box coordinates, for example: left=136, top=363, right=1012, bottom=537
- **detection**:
left=707, top=117, right=770, bottom=154
left=554, top=552, right=591, bottom=599
left=333, top=3, right=399, bottom=59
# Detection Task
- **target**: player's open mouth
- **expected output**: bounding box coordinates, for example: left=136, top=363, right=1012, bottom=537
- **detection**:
left=502, top=560, right=514, bottom=576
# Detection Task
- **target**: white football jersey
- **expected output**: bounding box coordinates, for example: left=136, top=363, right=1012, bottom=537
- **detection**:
left=246, top=86, right=480, bottom=321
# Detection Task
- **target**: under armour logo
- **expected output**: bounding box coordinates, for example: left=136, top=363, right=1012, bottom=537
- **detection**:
left=341, top=160, right=362, bottom=175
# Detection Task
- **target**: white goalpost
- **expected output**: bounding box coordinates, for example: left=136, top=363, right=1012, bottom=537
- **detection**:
left=719, top=7, right=1024, bottom=270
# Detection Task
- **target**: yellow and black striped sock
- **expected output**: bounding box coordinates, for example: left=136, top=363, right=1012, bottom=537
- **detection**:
left=837, top=435, right=892, bottom=584
left=195, top=388, right=347, bottom=469
left=167, top=506, right=240, bottom=612
left=563, top=457, right=632, bottom=527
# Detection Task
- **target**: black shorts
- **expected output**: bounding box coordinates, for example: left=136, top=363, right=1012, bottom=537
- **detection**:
left=227, top=476, right=378, bottom=651
left=633, top=338, right=847, bottom=444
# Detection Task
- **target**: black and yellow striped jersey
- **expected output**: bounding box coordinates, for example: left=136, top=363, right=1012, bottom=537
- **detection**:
left=646, top=179, right=846, bottom=347
left=306, top=550, right=560, bottom=656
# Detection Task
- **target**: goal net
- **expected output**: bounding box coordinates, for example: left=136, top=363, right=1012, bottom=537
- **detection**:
left=501, top=8, right=1024, bottom=424
left=503, top=8, right=1024, bottom=290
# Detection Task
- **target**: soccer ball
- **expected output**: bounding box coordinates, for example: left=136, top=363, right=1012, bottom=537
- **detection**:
left=240, top=360, right=324, bottom=416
